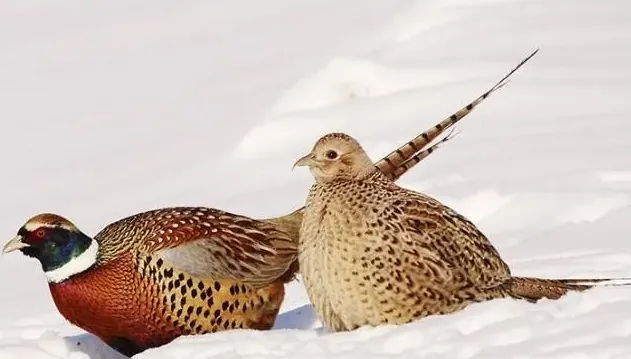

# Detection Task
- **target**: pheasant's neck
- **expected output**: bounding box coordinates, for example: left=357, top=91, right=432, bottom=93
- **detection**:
left=44, top=238, right=99, bottom=284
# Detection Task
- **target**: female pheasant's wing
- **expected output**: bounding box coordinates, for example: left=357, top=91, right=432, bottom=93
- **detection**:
left=93, top=207, right=298, bottom=288
left=391, top=192, right=512, bottom=289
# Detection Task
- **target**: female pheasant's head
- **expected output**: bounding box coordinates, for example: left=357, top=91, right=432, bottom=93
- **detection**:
left=3, top=214, right=98, bottom=283
left=293, top=133, right=375, bottom=183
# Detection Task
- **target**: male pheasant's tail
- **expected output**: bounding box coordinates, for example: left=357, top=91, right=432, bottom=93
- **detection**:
left=504, top=276, right=631, bottom=302
left=263, top=208, right=303, bottom=241
left=377, top=48, right=540, bottom=181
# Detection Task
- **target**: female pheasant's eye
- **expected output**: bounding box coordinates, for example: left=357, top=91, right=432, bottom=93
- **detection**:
left=325, top=150, right=338, bottom=160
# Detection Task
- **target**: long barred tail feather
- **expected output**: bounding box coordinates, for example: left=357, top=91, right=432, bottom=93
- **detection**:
left=377, top=48, right=540, bottom=181
left=390, top=128, right=460, bottom=179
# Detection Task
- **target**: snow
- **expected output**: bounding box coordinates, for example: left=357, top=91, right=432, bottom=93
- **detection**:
left=1, top=0, right=630, bottom=358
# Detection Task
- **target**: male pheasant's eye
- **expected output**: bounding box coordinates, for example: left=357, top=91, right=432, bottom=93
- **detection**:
left=35, top=229, right=46, bottom=239
left=325, top=150, right=338, bottom=160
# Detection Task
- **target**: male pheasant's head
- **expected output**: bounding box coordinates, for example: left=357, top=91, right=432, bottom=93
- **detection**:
left=293, top=133, right=376, bottom=183
left=3, top=214, right=98, bottom=283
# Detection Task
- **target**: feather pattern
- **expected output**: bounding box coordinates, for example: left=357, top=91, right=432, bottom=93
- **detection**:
left=94, top=207, right=297, bottom=287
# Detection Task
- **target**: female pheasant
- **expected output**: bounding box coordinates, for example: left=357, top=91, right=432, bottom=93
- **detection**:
left=2, top=51, right=535, bottom=356
left=294, top=132, right=631, bottom=332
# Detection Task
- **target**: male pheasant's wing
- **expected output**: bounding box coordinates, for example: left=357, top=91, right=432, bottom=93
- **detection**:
left=94, top=207, right=298, bottom=288
left=392, top=192, right=512, bottom=289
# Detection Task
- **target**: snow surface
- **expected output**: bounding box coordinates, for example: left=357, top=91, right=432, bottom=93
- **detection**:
left=1, top=0, right=630, bottom=358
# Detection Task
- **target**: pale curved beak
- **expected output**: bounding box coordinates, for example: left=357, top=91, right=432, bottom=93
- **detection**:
left=2, top=235, right=29, bottom=255
left=292, top=153, right=315, bottom=170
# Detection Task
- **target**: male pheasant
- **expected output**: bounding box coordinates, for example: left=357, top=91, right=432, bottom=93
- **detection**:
left=3, top=208, right=298, bottom=356
left=294, top=132, right=631, bottom=332
left=2, top=51, right=536, bottom=356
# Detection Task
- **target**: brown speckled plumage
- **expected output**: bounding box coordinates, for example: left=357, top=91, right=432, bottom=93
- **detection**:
left=296, top=133, right=630, bottom=331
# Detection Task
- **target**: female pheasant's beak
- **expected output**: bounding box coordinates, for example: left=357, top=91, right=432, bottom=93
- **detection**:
left=293, top=153, right=317, bottom=170
left=2, top=235, right=29, bottom=254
